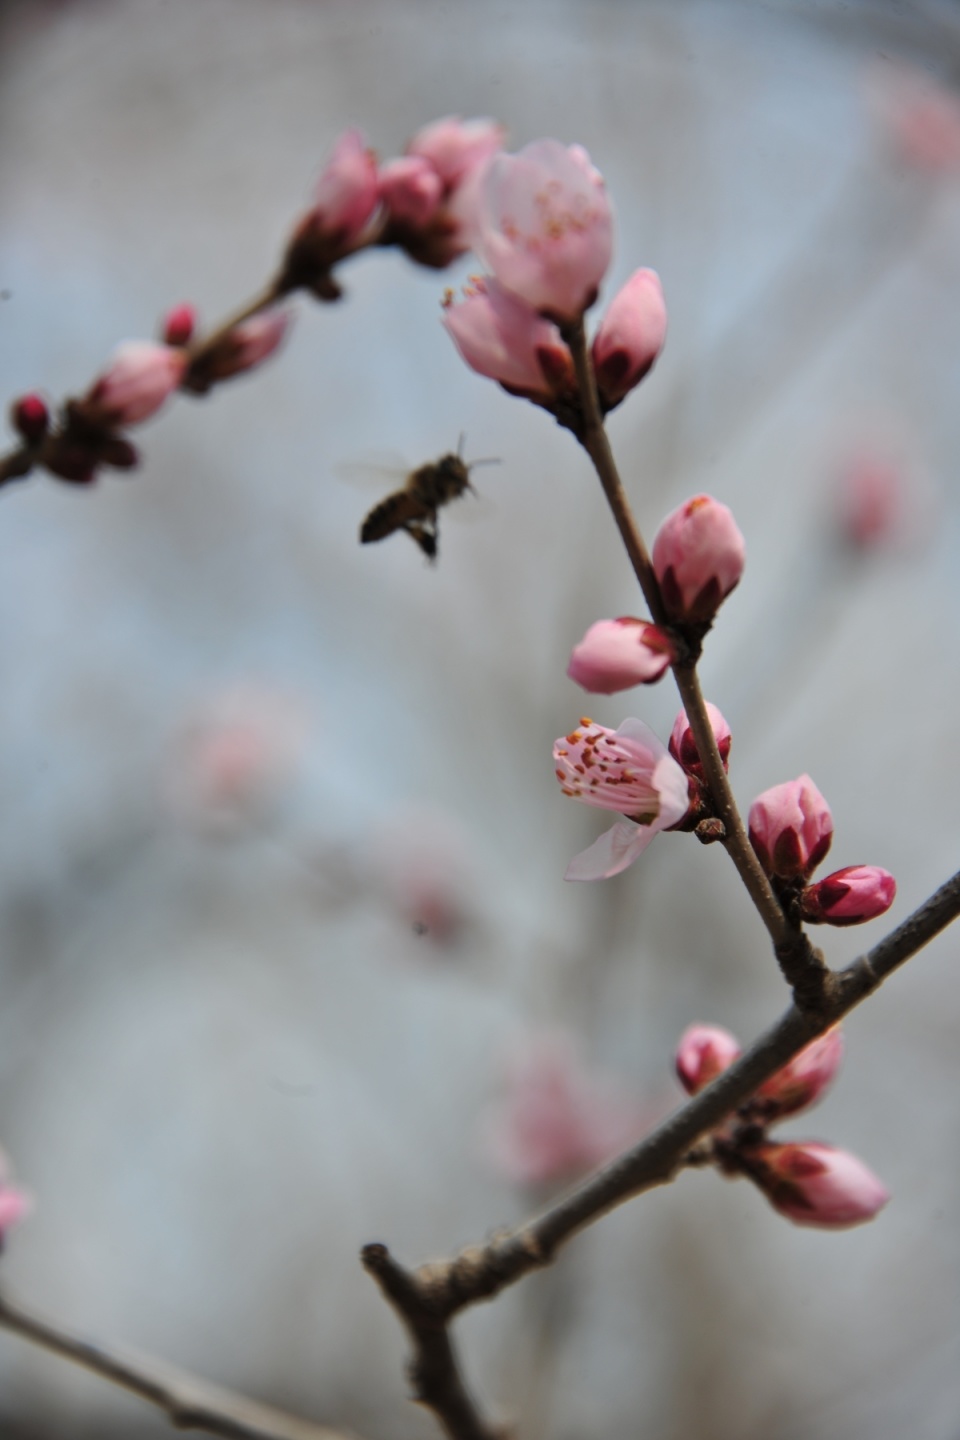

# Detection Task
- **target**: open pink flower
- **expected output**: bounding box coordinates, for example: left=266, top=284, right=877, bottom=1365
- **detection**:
left=801, top=866, right=896, bottom=926
left=443, top=276, right=573, bottom=400
left=747, top=1141, right=890, bottom=1229
left=752, top=1027, right=844, bottom=1119
left=675, top=1024, right=741, bottom=1095
left=591, top=268, right=667, bottom=410
left=482, top=1030, right=641, bottom=1188
left=567, top=617, right=675, bottom=693
left=748, top=775, right=833, bottom=881
left=80, top=342, right=186, bottom=428
left=477, top=140, right=613, bottom=321
left=652, top=495, right=745, bottom=624
left=554, top=717, right=690, bottom=880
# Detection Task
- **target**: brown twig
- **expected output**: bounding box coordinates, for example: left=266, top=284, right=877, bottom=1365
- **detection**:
left=0, top=1288, right=354, bottom=1440
left=561, top=319, right=834, bottom=1005
left=362, top=869, right=960, bottom=1341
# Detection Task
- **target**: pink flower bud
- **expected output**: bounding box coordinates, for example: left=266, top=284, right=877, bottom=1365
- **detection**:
left=0, top=1149, right=30, bottom=1247
left=81, top=342, right=186, bottom=428
left=567, top=617, right=675, bottom=693
left=748, top=775, right=833, bottom=880
left=675, top=1024, right=741, bottom=1095
left=591, top=268, right=667, bottom=410
left=309, top=128, right=379, bottom=247
left=183, top=308, right=293, bottom=393
left=442, top=276, right=573, bottom=401
left=752, top=1027, right=844, bottom=1119
left=837, top=451, right=903, bottom=549
left=407, top=116, right=506, bottom=188
left=10, top=393, right=49, bottom=444
left=652, top=495, right=746, bottom=623
left=555, top=717, right=690, bottom=880
left=161, top=302, right=197, bottom=347
left=477, top=139, right=613, bottom=322
left=669, top=702, right=732, bottom=777
left=378, top=155, right=444, bottom=228
left=801, top=866, right=896, bottom=926
left=748, top=1141, right=890, bottom=1229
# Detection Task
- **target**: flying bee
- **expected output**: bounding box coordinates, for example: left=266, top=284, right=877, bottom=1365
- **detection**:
left=359, top=443, right=497, bottom=561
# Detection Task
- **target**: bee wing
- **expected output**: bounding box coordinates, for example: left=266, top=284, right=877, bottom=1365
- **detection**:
left=334, top=452, right=411, bottom=490
left=444, top=488, right=496, bottom=525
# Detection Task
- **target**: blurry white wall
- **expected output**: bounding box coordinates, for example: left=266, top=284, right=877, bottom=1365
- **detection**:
left=0, top=1, right=959, bottom=1437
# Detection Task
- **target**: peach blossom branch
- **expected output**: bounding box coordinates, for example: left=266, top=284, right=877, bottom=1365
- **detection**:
left=361, top=868, right=960, bottom=1347
left=0, top=1287, right=354, bottom=1440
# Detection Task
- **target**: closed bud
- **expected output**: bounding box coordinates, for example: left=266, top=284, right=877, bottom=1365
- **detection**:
left=591, top=268, right=667, bottom=410
left=748, top=775, right=833, bottom=880
left=801, top=865, right=896, bottom=926
left=747, top=1141, right=890, bottom=1229
left=11, top=393, right=49, bottom=444
left=652, top=495, right=745, bottom=623
left=183, top=309, right=292, bottom=394
left=161, top=302, right=197, bottom=347
left=751, top=1027, right=843, bottom=1119
left=669, top=702, right=732, bottom=777
left=80, top=341, right=186, bottom=428
left=675, top=1024, right=741, bottom=1095
left=567, top=617, right=675, bottom=693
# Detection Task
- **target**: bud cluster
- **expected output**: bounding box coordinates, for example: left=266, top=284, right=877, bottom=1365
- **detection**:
left=748, top=776, right=896, bottom=927
left=675, top=1023, right=889, bottom=1229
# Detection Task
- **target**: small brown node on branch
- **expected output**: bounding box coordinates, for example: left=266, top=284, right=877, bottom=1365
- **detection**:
left=696, top=817, right=726, bottom=845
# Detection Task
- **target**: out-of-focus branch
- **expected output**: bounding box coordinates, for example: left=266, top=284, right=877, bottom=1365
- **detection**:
left=363, top=870, right=960, bottom=1336
left=0, top=1288, right=355, bottom=1440
left=360, top=1246, right=503, bottom=1440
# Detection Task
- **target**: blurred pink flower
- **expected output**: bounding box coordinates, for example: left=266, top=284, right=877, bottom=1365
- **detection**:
left=747, top=1141, right=890, bottom=1229
left=0, top=1150, right=30, bottom=1248
left=591, top=268, right=667, bottom=410
left=477, top=139, right=613, bottom=321
left=868, top=62, right=960, bottom=174
left=160, top=302, right=198, bottom=347
left=652, top=495, right=745, bottom=624
left=374, top=806, right=472, bottom=946
left=566, top=617, right=674, bottom=693
left=801, top=866, right=896, bottom=927
left=483, top=1031, right=642, bottom=1189
left=443, top=276, right=573, bottom=400
left=164, top=685, right=308, bottom=833
left=378, top=155, right=445, bottom=228
left=408, top=116, right=506, bottom=188
left=554, top=717, right=690, bottom=880
left=748, top=775, right=833, bottom=881
left=80, top=341, right=186, bottom=428
left=308, top=128, right=380, bottom=246
left=675, top=1024, right=741, bottom=1095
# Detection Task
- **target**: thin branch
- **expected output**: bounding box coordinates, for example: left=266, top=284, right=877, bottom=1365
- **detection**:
left=0, top=1288, right=355, bottom=1440
left=363, top=870, right=960, bottom=1327
left=360, top=1246, right=503, bottom=1440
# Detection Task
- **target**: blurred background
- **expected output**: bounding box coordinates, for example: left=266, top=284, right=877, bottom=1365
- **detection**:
left=1, top=1, right=959, bottom=1436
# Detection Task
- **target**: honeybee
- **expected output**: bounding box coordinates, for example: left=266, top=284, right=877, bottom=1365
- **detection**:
left=359, top=445, right=495, bottom=561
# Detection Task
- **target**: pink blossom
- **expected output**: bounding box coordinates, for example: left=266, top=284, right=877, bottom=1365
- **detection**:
left=675, top=1024, right=741, bottom=1095
left=183, top=308, right=293, bottom=393
left=482, top=1031, right=642, bottom=1188
left=567, top=617, right=675, bottom=693
left=752, top=1027, right=844, bottom=1119
left=443, top=276, right=573, bottom=400
left=554, top=717, right=690, bottom=880
left=748, top=775, right=833, bottom=881
left=378, top=155, right=444, bottom=228
left=374, top=805, right=472, bottom=947
left=591, top=268, right=667, bottom=410
left=836, top=451, right=903, bottom=549
left=81, top=342, right=186, bottom=428
left=869, top=62, right=960, bottom=174
left=801, top=866, right=896, bottom=927
left=161, top=302, right=197, bottom=347
left=477, top=139, right=613, bottom=321
left=407, top=116, right=505, bottom=188
left=748, top=1141, right=890, bottom=1229
left=652, top=495, right=746, bottom=624
left=10, top=393, right=49, bottom=444
left=308, top=128, right=379, bottom=247
left=669, top=702, right=732, bottom=778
